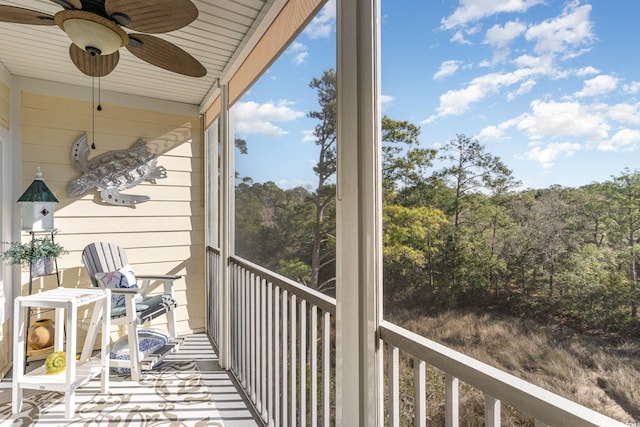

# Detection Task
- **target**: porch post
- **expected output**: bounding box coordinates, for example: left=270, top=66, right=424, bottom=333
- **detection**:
left=335, top=0, right=383, bottom=425
left=219, top=83, right=235, bottom=369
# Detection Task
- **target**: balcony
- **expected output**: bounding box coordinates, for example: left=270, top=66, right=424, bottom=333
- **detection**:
left=205, top=247, right=627, bottom=427
left=0, top=1, right=634, bottom=426
left=0, top=249, right=627, bottom=425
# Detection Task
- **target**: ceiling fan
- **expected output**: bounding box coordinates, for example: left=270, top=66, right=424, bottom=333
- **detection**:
left=0, top=0, right=207, bottom=78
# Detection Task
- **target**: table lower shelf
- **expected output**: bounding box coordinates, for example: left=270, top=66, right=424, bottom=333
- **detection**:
left=16, top=358, right=106, bottom=392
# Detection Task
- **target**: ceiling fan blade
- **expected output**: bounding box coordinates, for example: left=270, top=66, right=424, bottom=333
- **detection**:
left=126, top=34, right=206, bottom=77
left=49, top=0, right=82, bottom=9
left=69, top=44, right=119, bottom=77
left=0, top=6, right=55, bottom=25
left=105, top=0, right=198, bottom=34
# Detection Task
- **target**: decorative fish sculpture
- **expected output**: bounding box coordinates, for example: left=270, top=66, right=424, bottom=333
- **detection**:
left=66, top=134, right=167, bottom=207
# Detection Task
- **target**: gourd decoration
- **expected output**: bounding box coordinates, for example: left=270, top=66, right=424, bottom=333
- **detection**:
left=44, top=351, right=66, bottom=374
left=28, top=319, right=55, bottom=351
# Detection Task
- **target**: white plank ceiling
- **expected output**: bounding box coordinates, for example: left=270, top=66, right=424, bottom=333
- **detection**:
left=0, top=0, right=272, bottom=107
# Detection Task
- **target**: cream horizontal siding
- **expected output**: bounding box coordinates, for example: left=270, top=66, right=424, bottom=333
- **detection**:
left=19, top=91, right=204, bottom=351
left=0, top=80, right=7, bottom=375
left=0, top=80, right=8, bottom=129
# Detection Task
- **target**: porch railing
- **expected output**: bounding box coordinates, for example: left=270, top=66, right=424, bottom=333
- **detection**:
left=206, top=246, right=625, bottom=426
left=380, top=321, right=625, bottom=427
left=207, top=246, right=335, bottom=427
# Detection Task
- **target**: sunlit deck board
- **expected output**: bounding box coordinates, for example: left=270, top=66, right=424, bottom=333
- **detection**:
left=0, top=334, right=259, bottom=426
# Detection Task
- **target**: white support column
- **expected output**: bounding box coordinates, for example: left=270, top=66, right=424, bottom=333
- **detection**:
left=205, top=121, right=219, bottom=248
left=219, top=84, right=235, bottom=369
left=205, top=116, right=220, bottom=343
left=335, top=0, right=383, bottom=425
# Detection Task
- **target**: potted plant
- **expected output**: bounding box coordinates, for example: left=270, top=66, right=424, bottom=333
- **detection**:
left=1, top=235, right=67, bottom=277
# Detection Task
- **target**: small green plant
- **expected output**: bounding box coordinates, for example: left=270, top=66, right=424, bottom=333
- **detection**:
left=1, top=236, right=67, bottom=268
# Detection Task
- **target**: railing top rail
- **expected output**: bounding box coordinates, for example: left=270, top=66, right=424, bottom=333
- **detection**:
left=229, top=254, right=336, bottom=314
left=379, top=320, right=626, bottom=427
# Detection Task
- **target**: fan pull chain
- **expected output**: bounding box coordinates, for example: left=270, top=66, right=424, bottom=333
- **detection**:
left=97, top=69, right=102, bottom=111
left=91, top=72, right=96, bottom=150
left=90, top=55, right=105, bottom=150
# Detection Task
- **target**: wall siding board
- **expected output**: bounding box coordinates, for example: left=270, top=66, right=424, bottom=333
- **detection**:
left=0, top=81, right=8, bottom=129
left=59, top=232, right=205, bottom=251
left=18, top=92, right=205, bottom=348
left=55, top=200, right=200, bottom=217
left=55, top=216, right=204, bottom=234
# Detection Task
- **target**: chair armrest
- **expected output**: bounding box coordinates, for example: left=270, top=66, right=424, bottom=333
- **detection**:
left=135, top=274, right=182, bottom=280
left=93, top=273, right=145, bottom=294
left=136, top=274, right=181, bottom=297
left=108, top=287, right=144, bottom=294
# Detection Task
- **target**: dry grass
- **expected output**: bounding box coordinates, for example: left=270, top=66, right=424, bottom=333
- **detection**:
left=386, top=308, right=640, bottom=425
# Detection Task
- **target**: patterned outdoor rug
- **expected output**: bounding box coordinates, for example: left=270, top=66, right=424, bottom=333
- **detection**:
left=0, top=360, right=224, bottom=426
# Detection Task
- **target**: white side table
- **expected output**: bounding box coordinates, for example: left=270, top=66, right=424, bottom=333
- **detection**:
left=12, top=287, right=111, bottom=419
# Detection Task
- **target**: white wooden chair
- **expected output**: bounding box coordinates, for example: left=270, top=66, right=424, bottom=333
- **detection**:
left=81, top=242, right=182, bottom=380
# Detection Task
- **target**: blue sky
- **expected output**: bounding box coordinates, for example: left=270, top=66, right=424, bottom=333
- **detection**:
left=234, top=0, right=640, bottom=191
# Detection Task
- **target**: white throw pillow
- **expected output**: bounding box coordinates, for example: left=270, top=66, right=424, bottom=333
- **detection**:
left=95, top=264, right=138, bottom=307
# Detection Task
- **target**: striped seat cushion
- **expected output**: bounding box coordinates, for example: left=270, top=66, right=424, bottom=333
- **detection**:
left=110, top=294, right=177, bottom=323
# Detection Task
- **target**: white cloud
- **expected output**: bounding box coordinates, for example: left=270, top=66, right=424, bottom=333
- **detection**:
left=425, top=49, right=570, bottom=123
left=234, top=100, right=305, bottom=137
left=525, top=3, right=594, bottom=56
left=484, top=100, right=640, bottom=157
left=525, top=142, right=581, bottom=168
left=576, top=66, right=599, bottom=76
left=485, top=20, right=526, bottom=48
left=304, top=0, right=336, bottom=39
left=517, top=100, right=610, bottom=141
left=381, top=94, right=395, bottom=111
left=605, top=102, right=640, bottom=125
left=623, top=81, right=640, bottom=94
left=512, top=54, right=553, bottom=71
left=477, top=125, right=504, bottom=141
left=477, top=117, right=519, bottom=141
left=278, top=178, right=315, bottom=190
left=597, top=129, right=640, bottom=152
left=507, top=79, right=536, bottom=100
left=286, top=42, right=309, bottom=65
left=517, top=100, right=611, bottom=141
left=441, top=0, right=544, bottom=29
left=424, top=67, right=538, bottom=122
left=301, top=129, right=315, bottom=143
left=575, top=75, right=619, bottom=98
left=450, top=30, right=471, bottom=44
left=434, top=60, right=462, bottom=80
left=601, top=129, right=640, bottom=151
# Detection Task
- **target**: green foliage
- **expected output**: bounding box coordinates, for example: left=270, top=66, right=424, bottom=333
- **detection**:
left=383, top=204, right=446, bottom=291
left=1, top=236, right=67, bottom=267
left=381, top=116, right=436, bottom=202
left=234, top=66, right=640, bottom=339
left=555, top=244, right=635, bottom=333
left=235, top=182, right=316, bottom=272
left=276, top=259, right=311, bottom=285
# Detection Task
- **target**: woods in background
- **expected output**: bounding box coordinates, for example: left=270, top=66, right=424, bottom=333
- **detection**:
left=235, top=69, right=640, bottom=338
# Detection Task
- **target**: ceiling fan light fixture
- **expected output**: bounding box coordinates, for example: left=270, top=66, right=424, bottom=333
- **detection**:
left=55, top=10, right=129, bottom=56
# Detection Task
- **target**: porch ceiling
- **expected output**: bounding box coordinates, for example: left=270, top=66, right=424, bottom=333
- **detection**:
left=0, top=0, right=274, bottom=108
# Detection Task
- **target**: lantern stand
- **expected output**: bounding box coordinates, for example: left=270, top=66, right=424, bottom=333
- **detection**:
left=16, top=168, right=61, bottom=371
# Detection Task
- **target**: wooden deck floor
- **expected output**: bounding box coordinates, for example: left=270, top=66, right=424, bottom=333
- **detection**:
left=0, top=333, right=260, bottom=426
